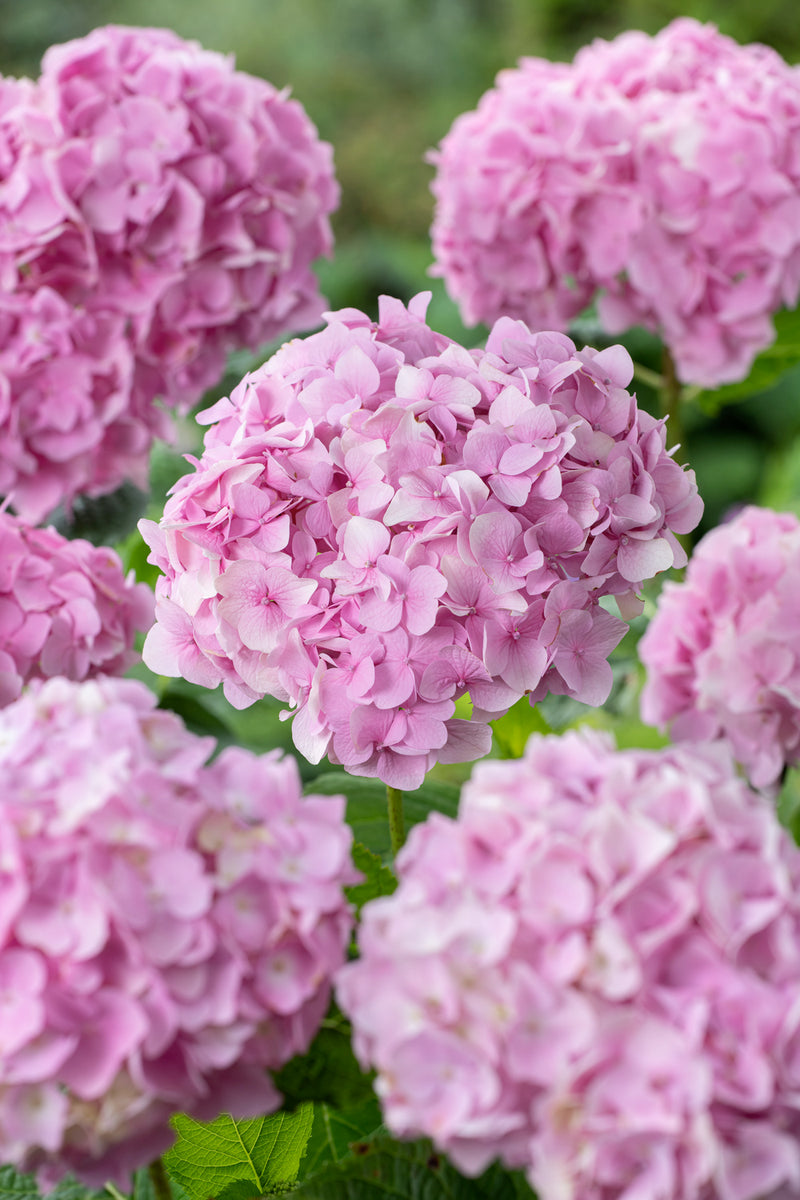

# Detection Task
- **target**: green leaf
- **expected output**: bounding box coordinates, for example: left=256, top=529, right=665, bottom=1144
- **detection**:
left=759, top=438, right=800, bottom=517
left=289, top=1135, right=534, bottom=1199
left=300, top=1100, right=384, bottom=1178
left=345, top=843, right=397, bottom=914
left=0, top=1167, right=108, bottom=1200
left=694, top=306, right=800, bottom=413
left=777, top=767, right=800, bottom=845
left=0, top=1167, right=39, bottom=1200
left=306, top=774, right=459, bottom=858
left=130, top=1165, right=190, bottom=1200
left=491, top=697, right=552, bottom=758
left=49, top=1182, right=107, bottom=1200
left=157, top=685, right=235, bottom=744
left=50, top=481, right=148, bottom=546
left=567, top=710, right=671, bottom=750
left=164, top=1107, right=314, bottom=1200
left=146, top=680, right=323, bottom=780
left=273, top=1015, right=377, bottom=1111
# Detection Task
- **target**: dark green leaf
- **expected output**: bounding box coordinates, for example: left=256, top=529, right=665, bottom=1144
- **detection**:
left=164, top=1108, right=314, bottom=1200
left=50, top=482, right=148, bottom=547
left=306, top=774, right=459, bottom=858
left=0, top=1167, right=106, bottom=1200
left=694, top=306, right=800, bottom=413
left=0, top=1167, right=39, bottom=1200
left=157, top=685, right=235, bottom=744
left=300, top=1100, right=384, bottom=1178
left=274, top=1016, right=377, bottom=1111
left=290, top=1135, right=533, bottom=1199
left=49, top=1182, right=106, bottom=1200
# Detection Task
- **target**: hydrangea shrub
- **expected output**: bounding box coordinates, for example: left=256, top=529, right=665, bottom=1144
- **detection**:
left=140, top=293, right=701, bottom=789
left=0, top=510, right=153, bottom=705
left=430, top=18, right=800, bottom=387
left=641, top=505, right=800, bottom=788
left=0, top=26, right=338, bottom=521
left=338, top=729, right=800, bottom=1200
left=0, top=675, right=356, bottom=1186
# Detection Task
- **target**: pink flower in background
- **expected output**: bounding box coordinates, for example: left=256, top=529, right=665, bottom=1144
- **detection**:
left=338, top=729, right=800, bottom=1200
left=0, top=675, right=355, bottom=1186
left=0, top=25, right=338, bottom=521
left=430, top=18, right=800, bottom=387
left=141, top=294, right=701, bottom=788
left=0, top=510, right=153, bottom=705
left=640, top=505, right=800, bottom=788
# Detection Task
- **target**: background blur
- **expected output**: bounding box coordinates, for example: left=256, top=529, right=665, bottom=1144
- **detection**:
left=4, top=0, right=800, bottom=530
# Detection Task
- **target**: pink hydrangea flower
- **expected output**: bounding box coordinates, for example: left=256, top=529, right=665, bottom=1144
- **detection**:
left=140, top=293, right=701, bottom=789
left=0, top=675, right=356, bottom=1187
left=640, top=505, right=800, bottom=788
left=0, top=26, right=338, bottom=521
left=338, top=729, right=800, bottom=1200
left=430, top=18, right=800, bottom=387
left=0, top=509, right=153, bottom=706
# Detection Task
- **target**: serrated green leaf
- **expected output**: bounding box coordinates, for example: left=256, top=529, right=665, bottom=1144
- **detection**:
left=694, top=306, right=800, bottom=413
left=289, top=1135, right=533, bottom=1199
left=491, top=697, right=552, bottom=758
left=0, top=1166, right=107, bottom=1200
left=164, top=1107, right=314, bottom=1200
left=306, top=774, right=459, bottom=858
left=0, top=1166, right=39, bottom=1200
left=273, top=1017, right=377, bottom=1111
left=300, top=1100, right=384, bottom=1178
left=49, top=1181, right=106, bottom=1200
left=345, top=843, right=397, bottom=914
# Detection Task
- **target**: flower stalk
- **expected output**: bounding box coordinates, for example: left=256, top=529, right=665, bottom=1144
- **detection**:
left=387, top=786, right=406, bottom=857
left=148, top=1159, right=172, bottom=1200
left=660, top=346, right=685, bottom=464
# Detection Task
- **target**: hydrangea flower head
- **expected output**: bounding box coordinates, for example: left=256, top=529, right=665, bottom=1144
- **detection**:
left=431, top=18, right=800, bottom=387
left=0, top=675, right=356, bottom=1186
left=141, top=293, right=701, bottom=789
left=641, top=505, right=800, bottom=788
left=338, top=729, right=800, bottom=1199
left=0, top=25, right=338, bottom=520
left=0, top=509, right=153, bottom=705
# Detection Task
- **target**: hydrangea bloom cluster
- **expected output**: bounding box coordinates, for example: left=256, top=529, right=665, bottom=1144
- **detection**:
left=430, top=18, right=800, bottom=387
left=0, top=675, right=356, bottom=1186
left=338, top=729, right=800, bottom=1200
left=0, top=25, right=338, bottom=521
left=141, top=293, right=701, bottom=789
left=640, top=505, right=800, bottom=788
left=0, top=510, right=153, bottom=705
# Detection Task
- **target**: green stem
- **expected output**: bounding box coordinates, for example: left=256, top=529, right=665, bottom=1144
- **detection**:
left=104, top=1185, right=128, bottom=1200
left=387, top=785, right=405, bottom=857
left=632, top=361, right=665, bottom=392
left=148, top=1158, right=173, bottom=1200
left=660, top=345, right=686, bottom=464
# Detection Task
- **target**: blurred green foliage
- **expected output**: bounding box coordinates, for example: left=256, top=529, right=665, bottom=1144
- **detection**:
left=4, top=0, right=800, bottom=259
